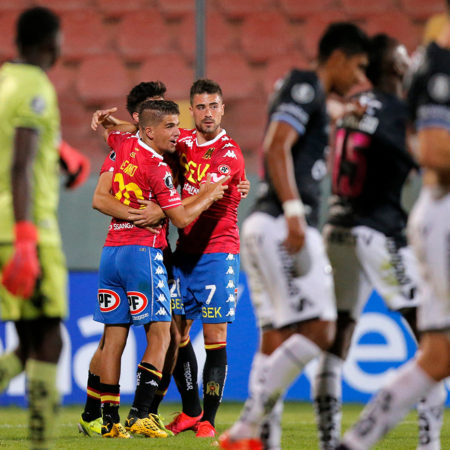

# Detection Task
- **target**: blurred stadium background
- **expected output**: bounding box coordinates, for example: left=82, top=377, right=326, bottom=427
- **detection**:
left=0, top=0, right=449, bottom=410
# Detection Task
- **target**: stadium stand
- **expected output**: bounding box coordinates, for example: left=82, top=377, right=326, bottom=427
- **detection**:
left=156, top=0, right=196, bottom=20
left=216, top=0, right=275, bottom=20
left=95, top=0, right=149, bottom=18
left=341, top=0, right=397, bottom=18
left=279, top=0, right=336, bottom=19
left=398, top=0, right=445, bottom=19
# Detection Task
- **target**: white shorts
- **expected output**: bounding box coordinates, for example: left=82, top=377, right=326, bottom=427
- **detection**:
left=323, top=224, right=420, bottom=321
left=241, top=212, right=336, bottom=329
left=408, top=187, right=450, bottom=332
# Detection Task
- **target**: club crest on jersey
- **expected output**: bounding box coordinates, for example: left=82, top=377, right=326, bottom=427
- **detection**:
left=218, top=164, right=230, bottom=175
left=164, top=171, right=174, bottom=189
left=98, top=289, right=121, bottom=312
left=127, top=291, right=149, bottom=315
left=291, top=83, right=315, bottom=104
left=203, top=147, right=215, bottom=159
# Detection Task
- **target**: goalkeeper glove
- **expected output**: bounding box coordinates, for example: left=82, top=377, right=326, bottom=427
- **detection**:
left=1, top=221, right=40, bottom=299
left=59, top=140, right=91, bottom=189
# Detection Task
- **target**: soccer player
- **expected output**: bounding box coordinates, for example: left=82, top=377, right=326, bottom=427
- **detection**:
left=338, top=11, right=450, bottom=450
left=313, top=33, right=446, bottom=450
left=0, top=6, right=65, bottom=448
left=219, top=22, right=370, bottom=449
left=94, top=99, right=228, bottom=438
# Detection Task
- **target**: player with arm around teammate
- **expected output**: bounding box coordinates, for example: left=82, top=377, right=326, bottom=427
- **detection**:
left=338, top=13, right=450, bottom=450
left=219, top=22, right=370, bottom=450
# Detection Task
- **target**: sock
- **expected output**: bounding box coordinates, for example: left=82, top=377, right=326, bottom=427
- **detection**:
left=100, top=383, right=120, bottom=424
left=231, top=334, right=321, bottom=440
left=342, top=360, right=436, bottom=450
left=149, top=371, right=171, bottom=415
left=172, top=337, right=202, bottom=417
left=202, top=343, right=227, bottom=426
left=313, top=352, right=344, bottom=450
left=0, top=352, right=23, bottom=392
left=129, top=362, right=162, bottom=419
left=81, top=371, right=101, bottom=421
left=26, top=359, right=59, bottom=449
left=417, top=381, right=446, bottom=450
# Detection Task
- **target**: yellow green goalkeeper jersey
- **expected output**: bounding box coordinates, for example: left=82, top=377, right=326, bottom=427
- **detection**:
left=0, top=62, right=61, bottom=245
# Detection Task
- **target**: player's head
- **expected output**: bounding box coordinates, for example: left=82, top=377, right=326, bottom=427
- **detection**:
left=139, top=100, right=180, bottom=154
left=189, top=79, right=225, bottom=137
left=126, top=81, right=167, bottom=123
left=318, top=22, right=370, bottom=96
left=366, top=34, right=410, bottom=89
left=16, top=7, right=61, bottom=70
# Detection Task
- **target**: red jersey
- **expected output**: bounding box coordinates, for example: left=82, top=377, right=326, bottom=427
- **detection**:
left=176, top=128, right=245, bottom=254
left=104, top=132, right=182, bottom=248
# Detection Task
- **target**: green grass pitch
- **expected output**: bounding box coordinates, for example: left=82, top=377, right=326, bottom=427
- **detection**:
left=0, top=402, right=449, bottom=449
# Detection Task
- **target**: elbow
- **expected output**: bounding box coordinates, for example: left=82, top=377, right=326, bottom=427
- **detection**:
left=92, top=195, right=102, bottom=211
left=171, top=217, right=189, bottom=229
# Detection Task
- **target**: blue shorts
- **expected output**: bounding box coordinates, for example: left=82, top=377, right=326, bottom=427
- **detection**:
left=94, top=246, right=171, bottom=326
left=172, top=252, right=240, bottom=323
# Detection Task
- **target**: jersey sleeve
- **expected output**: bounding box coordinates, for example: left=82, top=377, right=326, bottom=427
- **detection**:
left=106, top=131, right=133, bottom=151
left=269, top=70, right=323, bottom=136
left=99, top=150, right=116, bottom=175
left=150, top=164, right=183, bottom=210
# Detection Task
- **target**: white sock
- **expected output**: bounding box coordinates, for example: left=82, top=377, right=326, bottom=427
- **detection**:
left=230, top=334, right=320, bottom=440
left=260, top=397, right=284, bottom=450
left=342, top=360, right=436, bottom=450
left=313, top=352, right=344, bottom=450
left=416, top=381, right=447, bottom=450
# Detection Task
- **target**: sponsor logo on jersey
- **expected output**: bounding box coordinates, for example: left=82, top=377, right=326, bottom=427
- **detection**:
left=223, top=150, right=237, bottom=159
left=164, top=171, right=175, bottom=189
left=98, top=289, right=121, bottom=312
left=223, top=143, right=234, bottom=148
left=218, top=164, right=231, bottom=175
left=155, top=266, right=164, bottom=275
left=226, top=308, right=235, bottom=317
left=155, top=307, right=168, bottom=316
left=202, top=306, right=222, bottom=318
left=158, top=293, right=166, bottom=302
left=183, top=182, right=200, bottom=196
left=226, top=266, right=234, bottom=275
left=157, top=280, right=165, bottom=288
left=291, top=83, right=315, bottom=104
left=221, top=136, right=230, bottom=141
left=127, top=291, right=149, bottom=315
left=226, top=294, right=235, bottom=303
left=206, top=381, right=220, bottom=396
left=226, top=254, right=234, bottom=260
left=226, top=280, right=235, bottom=289
left=30, top=96, right=46, bottom=114
left=154, top=253, right=164, bottom=261
left=203, top=147, right=215, bottom=159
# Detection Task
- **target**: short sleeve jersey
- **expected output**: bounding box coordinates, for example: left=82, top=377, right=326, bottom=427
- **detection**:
left=253, top=70, right=329, bottom=228
left=175, top=128, right=245, bottom=254
left=408, top=42, right=450, bottom=133
left=0, top=62, right=61, bottom=245
left=104, top=132, right=182, bottom=248
left=327, top=90, right=418, bottom=238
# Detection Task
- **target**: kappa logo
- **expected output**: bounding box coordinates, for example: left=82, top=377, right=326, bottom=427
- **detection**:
left=127, top=291, right=149, bottom=315
left=223, top=143, right=234, bottom=148
left=221, top=136, right=230, bottom=141
left=226, top=280, right=235, bottom=289
left=226, top=254, right=234, bottom=261
left=218, top=164, right=231, bottom=175
left=155, top=266, right=164, bottom=275
left=226, top=266, right=234, bottom=275
left=157, top=280, right=165, bottom=288
left=154, top=253, right=164, bottom=261
left=157, top=293, right=166, bottom=302
left=223, top=150, right=237, bottom=159
left=145, top=379, right=159, bottom=387
left=185, top=139, right=194, bottom=148
left=155, top=307, right=168, bottom=316
left=98, top=289, right=121, bottom=312
left=226, top=294, right=235, bottom=303
left=226, top=308, right=235, bottom=317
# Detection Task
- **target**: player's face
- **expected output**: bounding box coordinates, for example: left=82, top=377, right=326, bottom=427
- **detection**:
left=190, top=93, right=224, bottom=137
left=148, top=114, right=180, bottom=154
left=333, top=52, right=368, bottom=96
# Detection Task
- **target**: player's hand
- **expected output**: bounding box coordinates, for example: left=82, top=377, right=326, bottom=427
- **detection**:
left=200, top=174, right=230, bottom=202
left=59, top=140, right=91, bottom=189
left=237, top=177, right=250, bottom=198
left=283, top=215, right=306, bottom=254
left=128, top=199, right=165, bottom=227
left=343, top=99, right=366, bottom=119
left=1, top=222, right=40, bottom=299
left=91, top=107, right=118, bottom=131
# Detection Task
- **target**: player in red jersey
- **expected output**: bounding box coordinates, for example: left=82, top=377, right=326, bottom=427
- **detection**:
left=93, top=100, right=228, bottom=438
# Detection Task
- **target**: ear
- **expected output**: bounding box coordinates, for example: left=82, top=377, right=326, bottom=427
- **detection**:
left=189, top=105, right=193, bottom=117
left=132, top=111, right=139, bottom=123
left=145, top=126, right=154, bottom=140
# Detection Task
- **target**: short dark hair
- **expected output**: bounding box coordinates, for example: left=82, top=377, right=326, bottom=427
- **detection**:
left=126, top=81, right=167, bottom=115
left=138, top=100, right=179, bottom=128
left=16, top=7, right=60, bottom=49
left=366, top=33, right=397, bottom=86
left=190, top=79, right=223, bottom=104
left=318, top=22, right=370, bottom=64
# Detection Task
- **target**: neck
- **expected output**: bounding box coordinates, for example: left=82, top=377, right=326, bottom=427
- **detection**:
left=196, top=127, right=222, bottom=145
left=375, top=76, right=402, bottom=98
left=140, top=134, right=164, bottom=155
left=316, top=63, right=332, bottom=94
left=18, top=51, right=48, bottom=71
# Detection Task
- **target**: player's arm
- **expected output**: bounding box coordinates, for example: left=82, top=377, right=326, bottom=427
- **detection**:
left=92, top=171, right=130, bottom=220
left=237, top=172, right=250, bottom=198
left=91, top=106, right=137, bottom=134
left=164, top=175, right=230, bottom=229
left=264, top=121, right=306, bottom=253
left=417, top=128, right=450, bottom=172
left=1, top=127, right=40, bottom=298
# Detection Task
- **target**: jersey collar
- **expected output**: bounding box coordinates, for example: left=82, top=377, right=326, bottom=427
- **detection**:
left=138, top=137, right=164, bottom=160
left=195, top=129, right=227, bottom=147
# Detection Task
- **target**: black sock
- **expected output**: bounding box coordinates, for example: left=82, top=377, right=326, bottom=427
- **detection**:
left=172, top=338, right=202, bottom=417
left=149, top=371, right=171, bottom=414
left=129, top=362, right=161, bottom=419
left=82, top=371, right=101, bottom=421
left=202, top=344, right=227, bottom=426
left=100, top=383, right=120, bottom=424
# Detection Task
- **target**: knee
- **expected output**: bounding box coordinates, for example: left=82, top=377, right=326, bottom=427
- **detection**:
left=298, top=320, right=336, bottom=351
